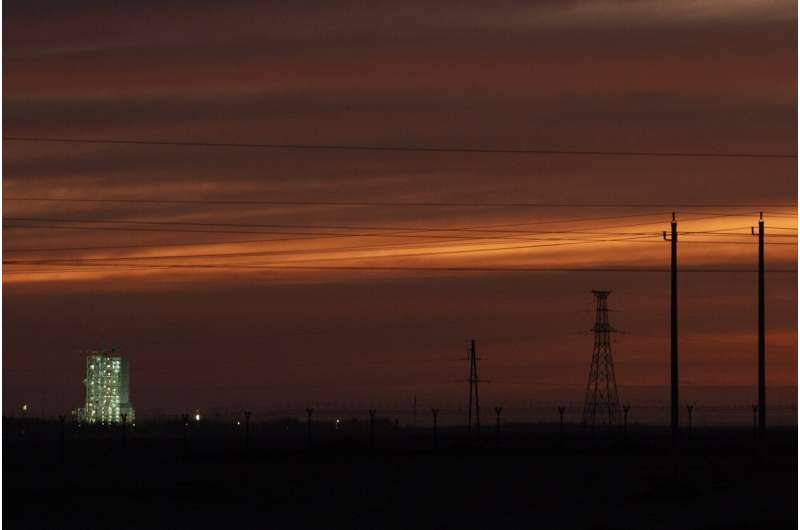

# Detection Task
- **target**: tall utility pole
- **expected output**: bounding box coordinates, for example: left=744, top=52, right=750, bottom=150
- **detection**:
left=581, top=291, right=622, bottom=426
left=466, top=339, right=485, bottom=434
left=663, top=212, right=679, bottom=441
left=752, top=212, right=766, bottom=434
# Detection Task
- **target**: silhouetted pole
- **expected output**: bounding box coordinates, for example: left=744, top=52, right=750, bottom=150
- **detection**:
left=467, top=345, right=473, bottom=434
left=751, top=404, right=758, bottom=440
left=306, top=408, right=314, bottom=448
left=494, top=406, right=502, bottom=445
left=473, top=341, right=481, bottom=435
left=121, top=413, right=128, bottom=450
left=431, top=408, right=439, bottom=449
left=752, top=213, right=766, bottom=435
left=244, top=411, right=251, bottom=455
left=21, top=404, right=28, bottom=437
left=181, top=414, right=190, bottom=457
left=622, top=405, right=630, bottom=440
left=413, top=395, right=417, bottom=429
left=686, top=405, right=693, bottom=441
left=368, top=409, right=376, bottom=449
left=664, top=212, right=679, bottom=443
left=59, top=415, right=66, bottom=463
left=558, top=406, right=566, bottom=441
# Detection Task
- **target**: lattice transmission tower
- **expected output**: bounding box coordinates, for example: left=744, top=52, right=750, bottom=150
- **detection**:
left=581, top=290, right=622, bottom=427
left=466, top=339, right=488, bottom=433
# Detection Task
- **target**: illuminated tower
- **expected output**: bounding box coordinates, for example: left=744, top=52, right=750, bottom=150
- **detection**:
left=78, top=348, right=135, bottom=424
left=581, top=291, right=622, bottom=427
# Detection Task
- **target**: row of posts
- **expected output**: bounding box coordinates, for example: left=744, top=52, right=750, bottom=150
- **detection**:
left=175, top=403, right=667, bottom=452
left=47, top=401, right=766, bottom=461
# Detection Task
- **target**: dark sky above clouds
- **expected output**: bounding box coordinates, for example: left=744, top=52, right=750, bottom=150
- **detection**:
left=2, top=1, right=797, bottom=421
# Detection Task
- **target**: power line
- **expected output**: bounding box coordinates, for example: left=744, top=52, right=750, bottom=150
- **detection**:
left=2, top=217, right=785, bottom=241
left=7, top=236, right=794, bottom=259
left=4, top=136, right=797, bottom=159
left=680, top=231, right=795, bottom=238
left=0, top=215, right=672, bottom=236
left=3, top=234, right=662, bottom=266
left=2, top=237, right=315, bottom=254
left=4, top=221, right=671, bottom=242
left=6, top=234, right=797, bottom=269
left=3, top=196, right=797, bottom=209
left=8, top=215, right=794, bottom=238
left=4, top=215, right=794, bottom=260
left=3, top=211, right=678, bottom=253
left=0, top=211, right=778, bottom=238
left=0, top=216, right=691, bottom=242
left=3, top=223, right=376, bottom=238
left=3, top=262, right=796, bottom=274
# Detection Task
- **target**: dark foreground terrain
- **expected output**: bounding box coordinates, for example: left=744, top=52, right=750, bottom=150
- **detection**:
left=3, top=420, right=797, bottom=529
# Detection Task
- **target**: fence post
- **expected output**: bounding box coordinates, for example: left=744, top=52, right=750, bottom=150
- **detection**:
left=306, top=408, right=314, bottom=449
left=181, top=414, right=190, bottom=458
left=244, top=411, right=252, bottom=456
left=622, top=405, right=630, bottom=441
left=121, top=413, right=128, bottom=450
left=431, top=408, right=439, bottom=450
left=58, top=415, right=66, bottom=463
left=368, top=409, right=376, bottom=449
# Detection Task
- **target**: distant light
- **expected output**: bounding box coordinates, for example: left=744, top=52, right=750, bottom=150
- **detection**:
left=195, top=413, right=201, bottom=422
left=237, top=420, right=241, bottom=426
left=22, top=404, right=28, bottom=412
left=335, top=418, right=341, bottom=429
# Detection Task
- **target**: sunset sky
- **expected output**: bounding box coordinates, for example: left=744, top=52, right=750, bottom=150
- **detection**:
left=3, top=0, right=797, bottom=422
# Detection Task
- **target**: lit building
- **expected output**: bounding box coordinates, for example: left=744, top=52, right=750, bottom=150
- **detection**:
left=77, top=349, right=135, bottom=424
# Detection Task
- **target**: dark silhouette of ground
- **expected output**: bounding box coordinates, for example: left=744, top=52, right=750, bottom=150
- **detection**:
left=3, top=419, right=796, bottom=529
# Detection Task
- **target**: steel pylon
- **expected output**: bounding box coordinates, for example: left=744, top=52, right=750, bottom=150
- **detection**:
left=581, top=290, right=622, bottom=427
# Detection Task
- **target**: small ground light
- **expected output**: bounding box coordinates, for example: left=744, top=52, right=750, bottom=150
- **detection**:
left=22, top=404, right=28, bottom=412
left=195, top=413, right=201, bottom=421
left=237, top=420, right=241, bottom=426
left=335, top=419, right=341, bottom=429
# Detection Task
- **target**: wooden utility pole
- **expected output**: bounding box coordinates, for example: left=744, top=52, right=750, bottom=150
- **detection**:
left=752, top=213, right=766, bottom=435
left=664, top=213, right=679, bottom=443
